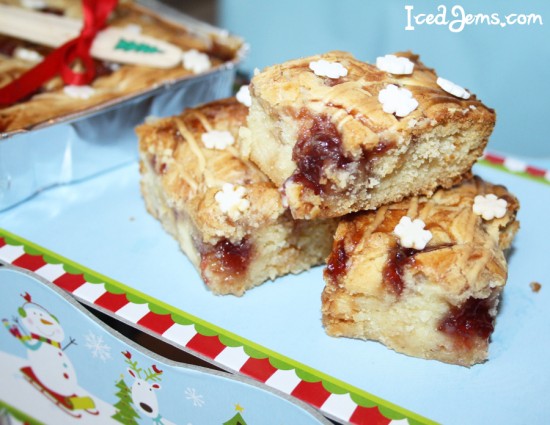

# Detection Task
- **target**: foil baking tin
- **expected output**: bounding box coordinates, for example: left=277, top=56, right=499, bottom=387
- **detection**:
left=0, top=0, right=247, bottom=211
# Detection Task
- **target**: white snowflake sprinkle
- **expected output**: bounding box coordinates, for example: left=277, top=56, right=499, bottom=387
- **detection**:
left=378, top=84, right=418, bottom=117
left=215, top=183, right=250, bottom=220
left=393, top=216, right=432, bottom=250
left=124, top=24, right=142, bottom=34
left=63, top=85, right=95, bottom=100
left=14, top=47, right=43, bottom=63
left=437, top=77, right=471, bottom=100
left=473, top=194, right=507, bottom=220
left=84, top=331, right=111, bottom=362
left=376, top=54, right=414, bottom=75
left=21, top=0, right=46, bottom=9
left=184, top=387, right=205, bottom=407
left=107, top=62, right=120, bottom=72
left=201, top=130, right=234, bottom=150
left=182, top=49, right=211, bottom=74
left=253, top=67, right=261, bottom=76
left=309, top=59, right=348, bottom=79
left=236, top=85, right=251, bottom=107
left=145, top=115, right=161, bottom=124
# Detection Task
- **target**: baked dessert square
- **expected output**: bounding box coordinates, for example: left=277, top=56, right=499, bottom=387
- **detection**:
left=137, top=98, right=336, bottom=296
left=321, top=176, right=519, bottom=366
left=241, top=51, right=495, bottom=219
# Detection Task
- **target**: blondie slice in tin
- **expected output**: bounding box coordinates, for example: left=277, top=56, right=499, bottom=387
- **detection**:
left=241, top=51, right=495, bottom=219
left=0, top=0, right=242, bottom=133
left=321, top=177, right=519, bottom=366
left=137, top=98, right=336, bottom=296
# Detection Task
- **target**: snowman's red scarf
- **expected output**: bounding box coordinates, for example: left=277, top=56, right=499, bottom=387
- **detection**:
left=20, top=333, right=62, bottom=349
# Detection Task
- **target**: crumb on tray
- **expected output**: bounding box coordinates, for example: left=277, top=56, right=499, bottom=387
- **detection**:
left=530, top=282, right=542, bottom=293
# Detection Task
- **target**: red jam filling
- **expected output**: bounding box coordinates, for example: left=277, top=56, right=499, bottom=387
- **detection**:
left=291, top=114, right=350, bottom=195
left=382, top=243, right=454, bottom=296
left=149, top=154, right=168, bottom=175
left=438, top=297, right=494, bottom=346
left=325, top=239, right=348, bottom=283
left=289, top=113, right=393, bottom=195
left=383, top=246, right=418, bottom=295
left=201, top=238, right=252, bottom=279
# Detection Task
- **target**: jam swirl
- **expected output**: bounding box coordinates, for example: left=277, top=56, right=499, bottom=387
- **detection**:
left=289, top=113, right=393, bottom=196
left=200, top=237, right=252, bottom=280
left=291, top=114, right=351, bottom=195
left=325, top=239, right=348, bottom=283
left=383, top=246, right=418, bottom=295
left=438, top=297, right=495, bottom=347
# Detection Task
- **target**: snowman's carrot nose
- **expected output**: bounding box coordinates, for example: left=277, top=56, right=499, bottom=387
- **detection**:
left=40, top=319, right=53, bottom=325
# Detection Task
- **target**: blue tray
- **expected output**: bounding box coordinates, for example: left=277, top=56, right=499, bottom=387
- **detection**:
left=0, top=157, right=548, bottom=425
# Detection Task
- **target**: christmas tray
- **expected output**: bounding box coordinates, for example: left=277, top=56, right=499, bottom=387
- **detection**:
left=0, top=152, right=548, bottom=425
left=0, top=263, right=329, bottom=424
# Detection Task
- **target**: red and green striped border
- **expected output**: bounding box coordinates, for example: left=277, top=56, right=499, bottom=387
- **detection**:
left=0, top=230, right=435, bottom=425
left=480, top=151, right=550, bottom=185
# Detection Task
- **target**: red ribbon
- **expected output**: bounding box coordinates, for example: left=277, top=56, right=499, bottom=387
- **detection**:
left=0, top=0, right=118, bottom=107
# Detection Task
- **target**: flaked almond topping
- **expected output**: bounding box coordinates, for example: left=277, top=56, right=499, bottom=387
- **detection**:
left=473, top=194, right=507, bottom=220
left=309, top=59, right=348, bottom=79
left=376, top=54, right=414, bottom=75
left=393, top=216, right=432, bottom=250
left=437, top=77, right=471, bottom=100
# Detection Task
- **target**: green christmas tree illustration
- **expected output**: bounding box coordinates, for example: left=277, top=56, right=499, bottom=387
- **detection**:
left=115, top=38, right=163, bottom=54
left=112, top=377, right=140, bottom=425
left=223, top=404, right=248, bottom=425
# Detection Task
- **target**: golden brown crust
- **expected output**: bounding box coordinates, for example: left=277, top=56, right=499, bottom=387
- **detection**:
left=138, top=97, right=336, bottom=295
left=137, top=98, right=280, bottom=243
left=322, top=176, right=519, bottom=366
left=251, top=51, right=494, bottom=158
left=243, top=51, right=495, bottom=219
left=0, top=1, right=241, bottom=133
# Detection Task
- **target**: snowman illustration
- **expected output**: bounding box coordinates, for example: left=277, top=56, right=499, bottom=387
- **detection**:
left=2, top=292, right=98, bottom=418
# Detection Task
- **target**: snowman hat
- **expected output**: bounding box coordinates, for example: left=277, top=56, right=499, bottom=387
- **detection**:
left=18, top=292, right=59, bottom=324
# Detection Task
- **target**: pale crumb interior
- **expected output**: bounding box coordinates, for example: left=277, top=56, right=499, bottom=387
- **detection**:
left=242, top=98, right=300, bottom=186
left=322, top=279, right=498, bottom=366
left=140, top=152, right=335, bottom=296
left=201, top=218, right=335, bottom=296
left=365, top=125, right=485, bottom=211
left=244, top=100, right=489, bottom=218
